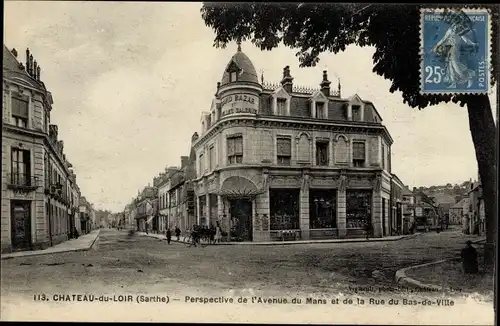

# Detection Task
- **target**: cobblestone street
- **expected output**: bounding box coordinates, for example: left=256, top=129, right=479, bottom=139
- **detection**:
left=1, top=228, right=493, bottom=323
left=1, top=228, right=486, bottom=297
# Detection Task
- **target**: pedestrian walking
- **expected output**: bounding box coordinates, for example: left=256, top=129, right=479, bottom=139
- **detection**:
left=166, top=228, right=172, bottom=244
left=364, top=222, right=373, bottom=240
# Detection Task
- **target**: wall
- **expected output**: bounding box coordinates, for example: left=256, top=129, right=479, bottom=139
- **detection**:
left=196, top=124, right=384, bottom=175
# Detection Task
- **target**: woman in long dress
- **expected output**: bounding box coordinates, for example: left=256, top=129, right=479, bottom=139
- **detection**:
left=432, top=13, right=478, bottom=89
left=215, top=222, right=222, bottom=243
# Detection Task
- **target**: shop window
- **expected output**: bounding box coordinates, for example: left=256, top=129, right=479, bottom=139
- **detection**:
left=346, top=190, right=372, bottom=228
left=310, top=190, right=337, bottom=229
left=316, top=141, right=329, bottom=166
left=352, top=141, right=366, bottom=167
left=277, top=137, right=291, bottom=165
left=227, top=135, right=243, bottom=164
left=270, top=189, right=300, bottom=230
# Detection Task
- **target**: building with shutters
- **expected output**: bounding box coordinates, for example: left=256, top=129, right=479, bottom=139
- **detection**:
left=190, top=42, right=394, bottom=242
left=2, top=45, right=86, bottom=252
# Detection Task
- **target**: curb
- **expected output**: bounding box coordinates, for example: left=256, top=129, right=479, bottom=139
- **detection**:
left=0, top=229, right=101, bottom=260
left=138, top=231, right=422, bottom=246
left=394, top=237, right=487, bottom=291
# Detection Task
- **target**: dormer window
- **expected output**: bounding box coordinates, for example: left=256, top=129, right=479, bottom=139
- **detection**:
left=272, top=87, right=291, bottom=116
left=352, top=105, right=361, bottom=121
left=277, top=98, right=287, bottom=115
left=230, top=71, right=238, bottom=82
left=315, top=102, right=326, bottom=119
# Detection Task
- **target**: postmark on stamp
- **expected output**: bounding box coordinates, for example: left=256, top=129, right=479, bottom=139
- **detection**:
left=420, top=8, right=491, bottom=94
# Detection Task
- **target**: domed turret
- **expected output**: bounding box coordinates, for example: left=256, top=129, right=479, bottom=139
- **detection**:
left=220, top=41, right=259, bottom=86
left=215, top=42, right=262, bottom=120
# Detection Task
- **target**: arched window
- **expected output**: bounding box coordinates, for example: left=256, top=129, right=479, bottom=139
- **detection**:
left=335, top=135, right=349, bottom=164
left=297, top=133, right=311, bottom=163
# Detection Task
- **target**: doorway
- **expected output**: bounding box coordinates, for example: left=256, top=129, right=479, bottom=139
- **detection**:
left=11, top=200, right=32, bottom=251
left=229, top=198, right=253, bottom=241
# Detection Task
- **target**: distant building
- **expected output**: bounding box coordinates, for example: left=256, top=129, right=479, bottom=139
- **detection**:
left=467, top=181, right=484, bottom=235
left=449, top=197, right=468, bottom=225
left=135, top=186, right=157, bottom=231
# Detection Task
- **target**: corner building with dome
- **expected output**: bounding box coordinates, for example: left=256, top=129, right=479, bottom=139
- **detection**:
left=191, top=44, right=395, bottom=242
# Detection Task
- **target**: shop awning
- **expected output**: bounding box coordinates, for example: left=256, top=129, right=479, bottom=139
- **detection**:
left=218, top=176, right=261, bottom=198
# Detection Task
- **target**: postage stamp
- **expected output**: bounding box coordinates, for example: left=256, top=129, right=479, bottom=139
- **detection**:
left=420, top=8, right=491, bottom=94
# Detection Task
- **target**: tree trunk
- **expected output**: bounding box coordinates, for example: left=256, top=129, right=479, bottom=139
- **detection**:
left=465, top=95, right=497, bottom=268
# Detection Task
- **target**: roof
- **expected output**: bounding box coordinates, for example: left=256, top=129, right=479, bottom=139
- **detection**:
left=220, top=46, right=258, bottom=85
left=3, top=45, right=46, bottom=92
left=451, top=198, right=467, bottom=208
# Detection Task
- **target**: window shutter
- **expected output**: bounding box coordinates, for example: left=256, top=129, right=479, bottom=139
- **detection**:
left=12, top=94, right=29, bottom=118
left=234, top=137, right=243, bottom=154
left=227, top=138, right=235, bottom=156
left=277, top=138, right=291, bottom=156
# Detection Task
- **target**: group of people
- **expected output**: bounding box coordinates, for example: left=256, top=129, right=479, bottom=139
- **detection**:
left=159, top=222, right=223, bottom=247
left=185, top=222, right=223, bottom=247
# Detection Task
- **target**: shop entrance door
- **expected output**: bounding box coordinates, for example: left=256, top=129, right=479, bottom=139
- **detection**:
left=229, top=198, right=253, bottom=241
left=11, top=200, right=32, bottom=250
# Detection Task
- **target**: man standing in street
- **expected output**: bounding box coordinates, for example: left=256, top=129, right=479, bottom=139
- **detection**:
left=166, top=228, right=172, bottom=245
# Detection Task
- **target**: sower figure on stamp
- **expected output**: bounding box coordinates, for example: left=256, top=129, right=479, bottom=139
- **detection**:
left=461, top=240, right=479, bottom=274
left=431, top=11, right=478, bottom=89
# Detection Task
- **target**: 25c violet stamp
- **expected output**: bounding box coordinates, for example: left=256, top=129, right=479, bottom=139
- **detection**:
left=420, top=8, right=491, bottom=94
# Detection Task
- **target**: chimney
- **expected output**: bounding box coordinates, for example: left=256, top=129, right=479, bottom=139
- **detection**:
left=11, top=48, right=17, bottom=58
left=29, top=54, right=34, bottom=77
left=281, top=66, right=293, bottom=93
left=191, top=132, right=199, bottom=143
left=320, top=70, right=331, bottom=97
left=216, top=82, right=221, bottom=97
left=26, top=48, right=30, bottom=74
left=181, top=156, right=189, bottom=169
left=37, top=65, right=41, bottom=81
left=33, top=61, right=38, bottom=80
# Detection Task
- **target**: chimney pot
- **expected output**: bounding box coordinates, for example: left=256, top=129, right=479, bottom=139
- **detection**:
left=33, top=61, right=38, bottom=80
left=29, top=54, right=34, bottom=76
left=25, top=48, right=30, bottom=73
left=11, top=48, right=17, bottom=58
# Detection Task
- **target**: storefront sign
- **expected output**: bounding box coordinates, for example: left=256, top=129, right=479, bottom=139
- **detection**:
left=221, top=93, right=258, bottom=117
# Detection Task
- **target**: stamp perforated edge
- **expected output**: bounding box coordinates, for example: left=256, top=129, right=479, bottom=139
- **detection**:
left=419, top=7, right=493, bottom=96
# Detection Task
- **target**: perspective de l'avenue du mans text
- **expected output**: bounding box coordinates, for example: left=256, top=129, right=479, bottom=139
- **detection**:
left=1, top=2, right=497, bottom=324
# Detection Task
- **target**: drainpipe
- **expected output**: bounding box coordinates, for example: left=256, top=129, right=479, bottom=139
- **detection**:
left=48, top=199, right=53, bottom=246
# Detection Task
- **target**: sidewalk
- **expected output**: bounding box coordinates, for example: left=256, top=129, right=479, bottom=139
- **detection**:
left=395, top=237, right=490, bottom=294
left=136, top=231, right=420, bottom=246
left=1, top=229, right=101, bottom=260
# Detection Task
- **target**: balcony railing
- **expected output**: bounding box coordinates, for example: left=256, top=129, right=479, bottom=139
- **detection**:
left=6, top=173, right=39, bottom=191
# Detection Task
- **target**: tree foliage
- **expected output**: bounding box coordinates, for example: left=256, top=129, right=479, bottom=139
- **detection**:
left=201, top=3, right=498, bottom=109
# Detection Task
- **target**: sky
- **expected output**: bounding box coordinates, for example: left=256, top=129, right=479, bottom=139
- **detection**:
left=4, top=2, right=497, bottom=212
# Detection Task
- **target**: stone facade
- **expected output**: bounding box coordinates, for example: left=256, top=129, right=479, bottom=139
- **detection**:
left=190, top=45, right=395, bottom=242
left=2, top=46, right=85, bottom=253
